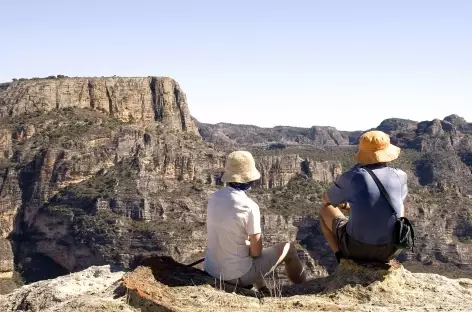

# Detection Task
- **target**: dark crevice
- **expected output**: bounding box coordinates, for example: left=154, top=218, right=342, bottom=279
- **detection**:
left=16, top=252, right=70, bottom=283
left=149, top=77, right=161, bottom=121
left=55, top=83, right=60, bottom=109
left=300, top=158, right=312, bottom=178
left=50, top=150, right=66, bottom=184
left=105, top=83, right=113, bottom=115
left=0, top=167, right=9, bottom=196
left=11, top=152, right=48, bottom=283
left=88, top=80, right=95, bottom=109
left=174, top=88, right=186, bottom=131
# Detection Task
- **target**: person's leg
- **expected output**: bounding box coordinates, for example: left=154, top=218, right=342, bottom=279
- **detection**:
left=320, top=203, right=346, bottom=232
left=238, top=243, right=306, bottom=288
left=320, top=217, right=339, bottom=253
left=319, top=203, right=348, bottom=262
left=274, top=242, right=306, bottom=284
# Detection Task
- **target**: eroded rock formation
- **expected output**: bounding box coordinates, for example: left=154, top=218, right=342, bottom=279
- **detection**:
left=0, top=77, right=198, bottom=134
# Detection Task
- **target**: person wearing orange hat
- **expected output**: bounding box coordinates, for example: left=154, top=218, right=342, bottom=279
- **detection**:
left=319, top=130, right=408, bottom=264
left=203, top=150, right=306, bottom=291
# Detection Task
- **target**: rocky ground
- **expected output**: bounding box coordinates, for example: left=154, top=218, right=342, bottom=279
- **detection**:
left=1, top=257, right=471, bottom=312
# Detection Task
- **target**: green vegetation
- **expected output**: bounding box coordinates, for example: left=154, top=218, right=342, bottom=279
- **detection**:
left=44, top=204, right=77, bottom=218
left=64, top=173, right=118, bottom=199
left=458, top=236, right=472, bottom=243
left=253, top=176, right=330, bottom=217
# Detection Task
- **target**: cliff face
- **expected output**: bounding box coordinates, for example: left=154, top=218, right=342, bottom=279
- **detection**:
left=0, top=77, right=198, bottom=134
left=255, top=155, right=341, bottom=189
left=0, top=110, right=218, bottom=281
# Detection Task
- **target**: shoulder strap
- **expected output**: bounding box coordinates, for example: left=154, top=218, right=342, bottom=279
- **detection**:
left=186, top=258, right=205, bottom=267
left=363, top=166, right=397, bottom=217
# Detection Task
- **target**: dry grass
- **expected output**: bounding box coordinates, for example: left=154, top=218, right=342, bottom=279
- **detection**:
left=120, top=259, right=472, bottom=312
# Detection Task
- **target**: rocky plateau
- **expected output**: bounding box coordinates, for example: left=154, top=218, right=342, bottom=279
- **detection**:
left=1, top=257, right=471, bottom=311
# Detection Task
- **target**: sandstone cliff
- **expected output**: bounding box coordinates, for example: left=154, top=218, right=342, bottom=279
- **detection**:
left=255, top=154, right=342, bottom=189
left=0, top=77, right=198, bottom=134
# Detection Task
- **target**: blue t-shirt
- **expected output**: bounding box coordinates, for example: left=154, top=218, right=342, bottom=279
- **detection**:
left=326, top=164, right=408, bottom=245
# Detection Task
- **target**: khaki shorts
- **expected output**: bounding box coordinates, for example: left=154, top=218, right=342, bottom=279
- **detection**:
left=226, top=246, right=280, bottom=287
left=332, top=216, right=399, bottom=263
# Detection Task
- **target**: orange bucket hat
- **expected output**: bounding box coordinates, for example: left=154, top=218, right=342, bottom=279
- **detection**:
left=355, top=130, right=401, bottom=165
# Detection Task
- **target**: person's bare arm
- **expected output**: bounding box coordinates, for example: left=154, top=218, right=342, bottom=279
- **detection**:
left=246, top=201, right=262, bottom=257
left=248, top=233, right=262, bottom=257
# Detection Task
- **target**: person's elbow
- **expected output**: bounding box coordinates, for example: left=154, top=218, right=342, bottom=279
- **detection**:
left=322, top=192, right=330, bottom=204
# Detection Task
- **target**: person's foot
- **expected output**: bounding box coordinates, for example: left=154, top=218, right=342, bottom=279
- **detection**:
left=335, top=251, right=344, bottom=263
left=251, top=285, right=271, bottom=298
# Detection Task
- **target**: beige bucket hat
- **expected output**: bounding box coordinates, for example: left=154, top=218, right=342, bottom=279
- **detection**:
left=355, top=130, right=401, bottom=165
left=221, top=151, right=261, bottom=183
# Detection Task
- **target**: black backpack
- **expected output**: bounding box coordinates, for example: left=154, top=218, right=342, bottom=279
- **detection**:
left=363, top=166, right=415, bottom=252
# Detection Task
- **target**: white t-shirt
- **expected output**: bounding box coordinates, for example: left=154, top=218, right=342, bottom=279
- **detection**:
left=203, top=187, right=261, bottom=281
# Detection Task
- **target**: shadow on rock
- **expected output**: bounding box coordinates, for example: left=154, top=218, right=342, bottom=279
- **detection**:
left=127, top=255, right=258, bottom=297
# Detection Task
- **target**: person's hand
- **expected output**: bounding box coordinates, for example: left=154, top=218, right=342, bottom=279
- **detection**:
left=339, top=201, right=350, bottom=210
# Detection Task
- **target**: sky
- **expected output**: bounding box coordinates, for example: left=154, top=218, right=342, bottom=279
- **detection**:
left=0, top=1, right=471, bottom=131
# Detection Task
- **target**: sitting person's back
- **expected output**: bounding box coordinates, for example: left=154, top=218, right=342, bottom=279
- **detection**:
left=204, top=185, right=260, bottom=280
left=203, top=150, right=307, bottom=290
left=319, top=130, right=408, bottom=264
left=328, top=163, right=407, bottom=245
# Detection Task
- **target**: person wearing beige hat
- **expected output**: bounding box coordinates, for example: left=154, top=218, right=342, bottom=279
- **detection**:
left=203, top=150, right=307, bottom=291
left=319, top=130, right=408, bottom=264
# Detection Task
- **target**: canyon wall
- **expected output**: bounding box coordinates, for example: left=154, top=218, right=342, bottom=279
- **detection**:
left=0, top=77, right=198, bottom=134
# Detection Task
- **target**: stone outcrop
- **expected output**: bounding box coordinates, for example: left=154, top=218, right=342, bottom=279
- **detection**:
left=377, top=118, right=418, bottom=133
left=302, top=158, right=342, bottom=182
left=0, top=77, right=199, bottom=134
left=257, top=155, right=304, bottom=188
left=255, top=155, right=341, bottom=189
left=308, top=126, right=349, bottom=146
left=3, top=258, right=471, bottom=312
left=0, top=265, right=130, bottom=311
left=121, top=258, right=472, bottom=311
left=0, top=166, right=21, bottom=281
left=0, top=129, right=12, bottom=167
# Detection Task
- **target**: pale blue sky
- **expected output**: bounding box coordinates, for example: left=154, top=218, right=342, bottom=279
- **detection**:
left=1, top=1, right=470, bottom=130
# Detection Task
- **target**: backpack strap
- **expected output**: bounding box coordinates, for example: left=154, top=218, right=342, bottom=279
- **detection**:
left=186, top=258, right=205, bottom=267
left=362, top=166, right=397, bottom=217
left=363, top=165, right=415, bottom=252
